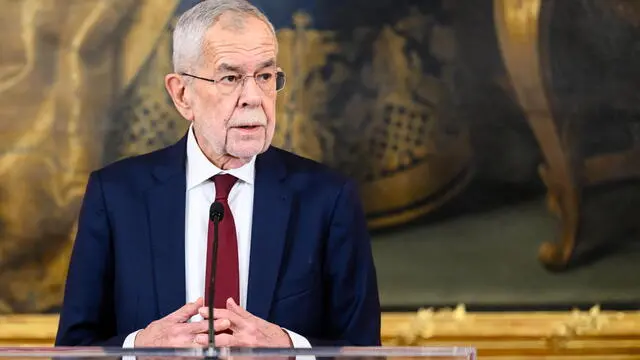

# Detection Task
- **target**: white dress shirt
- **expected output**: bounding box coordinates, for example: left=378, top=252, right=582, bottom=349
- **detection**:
left=123, top=127, right=311, bottom=348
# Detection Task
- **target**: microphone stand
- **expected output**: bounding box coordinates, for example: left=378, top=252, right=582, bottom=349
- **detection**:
left=207, top=202, right=223, bottom=358
left=208, top=218, right=219, bottom=355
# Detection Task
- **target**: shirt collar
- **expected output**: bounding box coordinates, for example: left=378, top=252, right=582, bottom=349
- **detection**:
left=186, top=125, right=256, bottom=190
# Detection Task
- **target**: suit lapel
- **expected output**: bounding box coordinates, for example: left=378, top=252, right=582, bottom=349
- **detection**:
left=247, top=148, right=291, bottom=320
left=146, top=135, right=187, bottom=318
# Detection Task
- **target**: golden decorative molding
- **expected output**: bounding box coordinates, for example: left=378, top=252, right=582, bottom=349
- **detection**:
left=0, top=314, right=57, bottom=346
left=382, top=306, right=640, bottom=358
left=1, top=308, right=640, bottom=358
left=493, top=0, right=583, bottom=270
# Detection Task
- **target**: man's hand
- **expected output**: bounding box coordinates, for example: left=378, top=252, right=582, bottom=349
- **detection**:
left=134, top=297, right=229, bottom=347
left=195, top=298, right=293, bottom=347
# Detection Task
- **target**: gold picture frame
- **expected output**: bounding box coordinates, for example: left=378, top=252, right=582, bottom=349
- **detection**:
left=2, top=308, right=640, bottom=359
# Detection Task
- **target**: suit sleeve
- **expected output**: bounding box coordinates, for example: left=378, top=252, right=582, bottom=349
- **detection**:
left=310, top=179, right=381, bottom=346
left=55, top=171, right=122, bottom=346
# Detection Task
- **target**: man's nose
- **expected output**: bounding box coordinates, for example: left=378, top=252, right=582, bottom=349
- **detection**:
left=238, top=77, right=262, bottom=108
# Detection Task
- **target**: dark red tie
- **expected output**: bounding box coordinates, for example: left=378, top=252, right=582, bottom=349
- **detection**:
left=205, top=174, right=240, bottom=309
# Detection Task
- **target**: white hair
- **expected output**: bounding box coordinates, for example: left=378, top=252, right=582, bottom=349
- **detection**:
left=172, top=0, right=277, bottom=73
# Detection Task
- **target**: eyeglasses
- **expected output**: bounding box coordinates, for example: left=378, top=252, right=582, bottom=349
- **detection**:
left=180, top=70, right=286, bottom=95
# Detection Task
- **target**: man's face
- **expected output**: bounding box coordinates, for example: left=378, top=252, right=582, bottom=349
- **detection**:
left=189, top=14, right=278, bottom=163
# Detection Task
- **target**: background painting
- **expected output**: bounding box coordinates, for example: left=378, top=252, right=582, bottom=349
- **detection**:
left=0, top=0, right=639, bottom=314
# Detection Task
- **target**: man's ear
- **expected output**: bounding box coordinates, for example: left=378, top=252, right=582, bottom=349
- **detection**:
left=165, top=73, right=195, bottom=121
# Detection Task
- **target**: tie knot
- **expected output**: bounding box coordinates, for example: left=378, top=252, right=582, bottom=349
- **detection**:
left=213, top=174, right=238, bottom=201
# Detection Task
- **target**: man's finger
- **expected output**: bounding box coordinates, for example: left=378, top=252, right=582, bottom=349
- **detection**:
left=198, top=306, right=209, bottom=319
left=198, top=306, right=243, bottom=321
left=212, top=308, right=246, bottom=328
left=183, top=318, right=231, bottom=334
left=214, top=318, right=232, bottom=333
left=166, top=297, right=204, bottom=323
left=183, top=319, right=209, bottom=334
left=193, top=333, right=209, bottom=346
left=214, top=333, right=236, bottom=347
left=191, top=322, right=234, bottom=345
left=226, top=297, right=252, bottom=319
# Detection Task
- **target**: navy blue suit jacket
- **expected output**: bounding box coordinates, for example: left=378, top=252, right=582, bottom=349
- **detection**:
left=55, top=134, right=381, bottom=347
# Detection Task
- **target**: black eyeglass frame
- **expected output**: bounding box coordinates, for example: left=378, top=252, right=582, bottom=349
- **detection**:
left=179, top=70, right=286, bottom=93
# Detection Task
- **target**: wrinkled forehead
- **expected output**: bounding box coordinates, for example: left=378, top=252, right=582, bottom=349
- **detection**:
left=201, top=14, right=277, bottom=73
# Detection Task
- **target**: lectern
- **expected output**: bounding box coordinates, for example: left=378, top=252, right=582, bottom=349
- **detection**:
left=0, top=347, right=475, bottom=360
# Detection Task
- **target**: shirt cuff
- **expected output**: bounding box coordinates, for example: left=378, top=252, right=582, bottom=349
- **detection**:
left=282, top=328, right=311, bottom=348
left=283, top=328, right=314, bottom=360
left=123, top=329, right=141, bottom=348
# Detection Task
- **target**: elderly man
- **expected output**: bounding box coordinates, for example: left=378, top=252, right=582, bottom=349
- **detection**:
left=55, top=0, right=380, bottom=348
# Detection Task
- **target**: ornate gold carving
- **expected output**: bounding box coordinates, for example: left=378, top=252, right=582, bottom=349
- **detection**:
left=494, top=0, right=582, bottom=270
left=394, top=304, right=468, bottom=345
left=382, top=307, right=640, bottom=358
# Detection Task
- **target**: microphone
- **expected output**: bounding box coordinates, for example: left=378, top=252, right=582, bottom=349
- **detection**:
left=208, top=202, right=224, bottom=352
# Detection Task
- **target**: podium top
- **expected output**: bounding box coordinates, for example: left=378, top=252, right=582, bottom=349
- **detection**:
left=0, top=347, right=475, bottom=360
